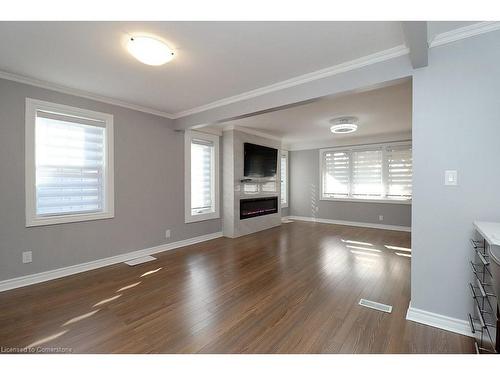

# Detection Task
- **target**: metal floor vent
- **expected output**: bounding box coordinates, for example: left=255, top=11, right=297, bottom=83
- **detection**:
left=281, top=218, right=294, bottom=223
left=125, top=255, right=157, bottom=266
left=359, top=299, right=393, bottom=313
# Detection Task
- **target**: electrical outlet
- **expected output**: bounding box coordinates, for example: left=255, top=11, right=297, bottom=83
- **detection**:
left=165, top=229, right=171, bottom=239
left=22, top=251, right=32, bottom=264
left=378, top=215, right=384, bottom=221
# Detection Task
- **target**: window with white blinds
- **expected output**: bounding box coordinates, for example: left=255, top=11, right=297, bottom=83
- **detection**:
left=190, top=139, right=214, bottom=215
left=185, top=130, right=220, bottom=223
left=280, top=152, right=288, bottom=207
left=351, top=149, right=383, bottom=197
left=320, top=142, right=412, bottom=202
left=322, top=151, right=349, bottom=197
left=25, top=99, right=114, bottom=227
left=386, top=145, right=412, bottom=199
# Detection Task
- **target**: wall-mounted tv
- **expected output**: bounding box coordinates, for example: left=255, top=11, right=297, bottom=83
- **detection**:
left=244, top=143, right=278, bottom=178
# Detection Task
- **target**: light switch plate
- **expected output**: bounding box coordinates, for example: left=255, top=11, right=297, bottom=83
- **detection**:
left=444, top=170, right=458, bottom=186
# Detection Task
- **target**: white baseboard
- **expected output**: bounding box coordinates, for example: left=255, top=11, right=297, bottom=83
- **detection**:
left=286, top=216, right=411, bottom=232
left=0, top=231, right=223, bottom=292
left=406, top=303, right=473, bottom=338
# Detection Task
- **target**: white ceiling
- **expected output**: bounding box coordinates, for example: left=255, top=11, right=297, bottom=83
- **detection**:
left=216, top=79, right=412, bottom=150
left=0, top=21, right=483, bottom=118
left=0, top=21, right=406, bottom=116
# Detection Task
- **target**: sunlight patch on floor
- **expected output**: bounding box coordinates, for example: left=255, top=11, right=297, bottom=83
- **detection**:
left=385, top=245, right=411, bottom=252
left=117, top=282, right=141, bottom=292
left=141, top=267, right=162, bottom=277
left=345, top=245, right=381, bottom=253
left=341, top=239, right=373, bottom=246
left=93, top=294, right=122, bottom=307
left=26, top=330, right=68, bottom=348
left=62, top=310, right=100, bottom=326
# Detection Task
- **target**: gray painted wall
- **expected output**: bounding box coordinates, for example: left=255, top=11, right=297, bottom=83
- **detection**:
left=0, top=78, right=221, bottom=281
left=289, top=149, right=412, bottom=227
left=411, top=31, right=500, bottom=320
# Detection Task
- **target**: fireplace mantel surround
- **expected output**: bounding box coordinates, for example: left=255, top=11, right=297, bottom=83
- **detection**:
left=222, top=129, right=283, bottom=238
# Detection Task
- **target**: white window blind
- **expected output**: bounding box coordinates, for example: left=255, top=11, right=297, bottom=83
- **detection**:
left=35, top=111, right=106, bottom=216
left=280, top=154, right=287, bottom=205
left=243, top=183, right=259, bottom=194
left=386, top=145, right=412, bottom=198
left=320, top=142, right=412, bottom=202
left=185, top=130, right=219, bottom=223
left=322, top=151, right=350, bottom=197
left=261, top=181, right=277, bottom=193
left=351, top=149, right=383, bottom=197
left=190, top=138, right=214, bottom=215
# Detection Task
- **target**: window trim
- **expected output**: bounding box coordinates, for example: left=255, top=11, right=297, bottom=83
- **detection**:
left=319, top=141, right=412, bottom=205
left=25, top=98, right=115, bottom=227
left=184, top=130, right=220, bottom=223
left=280, top=150, right=289, bottom=208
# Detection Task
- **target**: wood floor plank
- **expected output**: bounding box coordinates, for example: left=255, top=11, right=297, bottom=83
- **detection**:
left=0, top=221, right=474, bottom=353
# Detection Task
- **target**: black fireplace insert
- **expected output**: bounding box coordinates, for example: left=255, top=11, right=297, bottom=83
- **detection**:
left=240, top=196, right=278, bottom=220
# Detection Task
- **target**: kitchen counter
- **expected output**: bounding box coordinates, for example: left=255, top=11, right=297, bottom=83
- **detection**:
left=474, top=221, right=500, bottom=247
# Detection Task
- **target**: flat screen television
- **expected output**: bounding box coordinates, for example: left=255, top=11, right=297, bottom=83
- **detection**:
left=244, top=143, right=278, bottom=178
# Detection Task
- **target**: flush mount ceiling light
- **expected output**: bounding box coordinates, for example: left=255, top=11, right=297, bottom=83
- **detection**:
left=126, top=36, right=174, bottom=66
left=330, top=117, right=358, bottom=134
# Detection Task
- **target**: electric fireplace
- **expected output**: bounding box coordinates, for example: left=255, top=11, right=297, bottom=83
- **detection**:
left=240, top=197, right=278, bottom=220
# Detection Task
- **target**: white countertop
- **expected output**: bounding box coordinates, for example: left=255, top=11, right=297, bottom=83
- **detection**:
left=474, top=221, right=500, bottom=247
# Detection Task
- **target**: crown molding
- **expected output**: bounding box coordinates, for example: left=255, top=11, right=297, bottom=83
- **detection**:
left=172, top=45, right=410, bottom=119
left=0, top=70, right=175, bottom=119
left=1, top=45, right=410, bottom=122
left=4, top=21, right=500, bottom=124
left=429, top=21, right=500, bottom=48
left=177, top=23, right=500, bottom=119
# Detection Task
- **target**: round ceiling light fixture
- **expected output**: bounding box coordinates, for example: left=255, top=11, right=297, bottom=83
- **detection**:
left=330, top=117, right=358, bottom=134
left=126, top=35, right=175, bottom=66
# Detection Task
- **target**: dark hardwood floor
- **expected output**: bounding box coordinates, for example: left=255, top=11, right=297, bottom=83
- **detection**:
left=0, top=221, right=474, bottom=353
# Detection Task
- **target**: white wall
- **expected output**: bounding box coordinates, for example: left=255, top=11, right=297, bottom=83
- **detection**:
left=412, top=30, right=500, bottom=320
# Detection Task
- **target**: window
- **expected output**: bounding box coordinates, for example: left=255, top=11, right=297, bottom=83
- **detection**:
left=185, top=130, right=220, bottom=223
left=320, top=142, right=412, bottom=203
left=25, top=98, right=114, bottom=227
left=351, top=149, right=383, bottom=197
left=386, top=145, right=413, bottom=198
left=241, top=180, right=277, bottom=195
left=261, top=181, right=277, bottom=193
left=280, top=151, right=288, bottom=207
